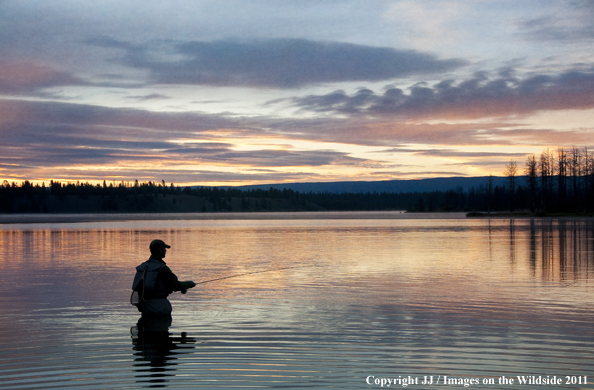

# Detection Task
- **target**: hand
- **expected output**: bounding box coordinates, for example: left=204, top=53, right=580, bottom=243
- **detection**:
left=181, top=289, right=187, bottom=294
left=189, top=281, right=196, bottom=288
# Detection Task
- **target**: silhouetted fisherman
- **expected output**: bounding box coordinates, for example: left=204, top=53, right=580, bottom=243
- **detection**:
left=132, top=239, right=196, bottom=318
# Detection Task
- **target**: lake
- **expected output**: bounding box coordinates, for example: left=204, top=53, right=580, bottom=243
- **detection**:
left=0, top=212, right=593, bottom=389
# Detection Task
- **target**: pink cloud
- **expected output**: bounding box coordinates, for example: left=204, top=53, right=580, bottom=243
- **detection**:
left=0, top=60, right=84, bottom=94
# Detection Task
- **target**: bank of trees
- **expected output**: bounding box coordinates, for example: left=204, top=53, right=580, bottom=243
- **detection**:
left=512, top=147, right=594, bottom=214
left=1, top=146, right=592, bottom=214
left=0, top=178, right=536, bottom=214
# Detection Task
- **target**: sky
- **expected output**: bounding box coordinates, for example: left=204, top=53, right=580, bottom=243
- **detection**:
left=1, top=0, right=593, bottom=186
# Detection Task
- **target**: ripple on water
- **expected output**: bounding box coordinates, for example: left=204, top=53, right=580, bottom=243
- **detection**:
left=1, top=217, right=593, bottom=388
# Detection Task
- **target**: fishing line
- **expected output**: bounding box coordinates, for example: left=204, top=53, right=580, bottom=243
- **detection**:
left=194, top=264, right=314, bottom=285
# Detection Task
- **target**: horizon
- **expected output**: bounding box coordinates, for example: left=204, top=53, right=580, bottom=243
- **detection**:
left=2, top=174, right=511, bottom=190
left=1, top=1, right=593, bottom=186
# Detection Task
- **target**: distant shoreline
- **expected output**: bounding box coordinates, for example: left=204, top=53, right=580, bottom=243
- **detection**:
left=0, top=210, right=461, bottom=224
left=466, top=211, right=594, bottom=218
left=1, top=210, right=593, bottom=225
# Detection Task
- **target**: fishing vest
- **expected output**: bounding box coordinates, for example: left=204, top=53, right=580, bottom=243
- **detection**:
left=132, top=258, right=171, bottom=299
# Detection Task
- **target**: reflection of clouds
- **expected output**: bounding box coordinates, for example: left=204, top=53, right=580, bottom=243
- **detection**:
left=174, top=219, right=594, bottom=317
left=1, top=218, right=593, bottom=387
left=3, top=218, right=592, bottom=286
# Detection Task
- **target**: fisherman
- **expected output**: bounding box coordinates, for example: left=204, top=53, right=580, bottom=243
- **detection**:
left=132, top=239, right=196, bottom=318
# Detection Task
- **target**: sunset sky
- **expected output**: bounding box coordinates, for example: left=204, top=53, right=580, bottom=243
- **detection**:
left=1, top=0, right=593, bottom=186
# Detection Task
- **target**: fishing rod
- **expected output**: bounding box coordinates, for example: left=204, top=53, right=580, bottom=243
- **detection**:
left=193, top=265, right=308, bottom=286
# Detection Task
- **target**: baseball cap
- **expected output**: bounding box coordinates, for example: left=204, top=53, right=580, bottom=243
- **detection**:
left=149, top=239, right=171, bottom=250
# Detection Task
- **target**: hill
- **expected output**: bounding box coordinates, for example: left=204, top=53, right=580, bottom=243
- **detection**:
left=228, top=176, right=508, bottom=194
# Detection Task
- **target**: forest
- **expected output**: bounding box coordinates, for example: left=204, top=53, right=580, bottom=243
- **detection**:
left=1, top=147, right=593, bottom=215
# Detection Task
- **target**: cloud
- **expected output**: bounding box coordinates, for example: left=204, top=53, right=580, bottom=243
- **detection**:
left=289, top=68, right=594, bottom=118
left=0, top=99, right=240, bottom=136
left=0, top=99, right=240, bottom=171
left=1, top=89, right=592, bottom=184
left=384, top=0, right=468, bottom=51
left=198, top=149, right=361, bottom=167
left=0, top=60, right=86, bottom=95
left=383, top=148, right=528, bottom=159
left=299, top=120, right=509, bottom=146
left=125, top=93, right=170, bottom=101
left=90, top=37, right=466, bottom=88
left=262, top=111, right=594, bottom=150
left=0, top=99, right=370, bottom=184
left=517, top=0, right=594, bottom=42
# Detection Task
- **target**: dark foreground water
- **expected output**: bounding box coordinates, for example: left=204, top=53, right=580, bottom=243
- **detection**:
left=0, top=212, right=593, bottom=389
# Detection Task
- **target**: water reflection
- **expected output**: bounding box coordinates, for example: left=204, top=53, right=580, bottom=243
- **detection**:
left=1, top=215, right=593, bottom=389
left=131, top=316, right=196, bottom=388
left=1, top=218, right=592, bottom=285
left=523, top=219, right=594, bottom=281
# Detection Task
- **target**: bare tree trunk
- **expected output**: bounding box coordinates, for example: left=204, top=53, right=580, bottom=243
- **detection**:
left=539, top=149, right=555, bottom=212
left=569, top=147, right=581, bottom=212
left=504, top=160, right=518, bottom=212
left=557, top=147, right=567, bottom=211
left=524, top=155, right=538, bottom=212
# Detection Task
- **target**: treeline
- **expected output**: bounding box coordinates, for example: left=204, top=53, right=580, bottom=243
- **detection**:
left=1, top=146, right=593, bottom=214
left=505, top=146, right=594, bottom=214
left=0, top=179, right=317, bottom=213
left=1, top=179, right=486, bottom=213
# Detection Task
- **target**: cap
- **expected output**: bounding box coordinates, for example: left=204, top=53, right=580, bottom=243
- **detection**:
left=149, top=239, right=171, bottom=250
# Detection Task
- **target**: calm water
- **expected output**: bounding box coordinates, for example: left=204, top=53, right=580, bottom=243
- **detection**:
left=0, top=212, right=593, bottom=389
